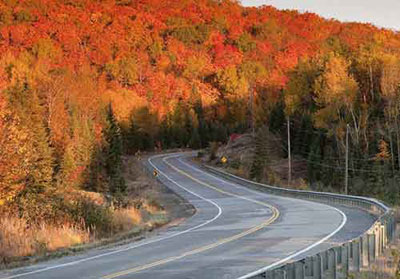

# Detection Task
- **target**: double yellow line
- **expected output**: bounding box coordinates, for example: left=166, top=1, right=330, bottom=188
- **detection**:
left=102, top=156, right=279, bottom=279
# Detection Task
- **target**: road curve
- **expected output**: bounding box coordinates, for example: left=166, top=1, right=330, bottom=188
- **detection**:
left=0, top=152, right=376, bottom=279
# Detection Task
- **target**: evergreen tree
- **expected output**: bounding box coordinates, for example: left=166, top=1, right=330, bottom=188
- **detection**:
left=189, top=127, right=201, bottom=149
left=104, top=104, right=126, bottom=194
left=250, top=126, right=270, bottom=182
left=307, top=135, right=323, bottom=185
left=171, top=101, right=189, bottom=147
left=5, top=83, right=54, bottom=193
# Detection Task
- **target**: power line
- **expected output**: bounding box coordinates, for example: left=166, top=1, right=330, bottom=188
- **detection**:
left=272, top=133, right=398, bottom=174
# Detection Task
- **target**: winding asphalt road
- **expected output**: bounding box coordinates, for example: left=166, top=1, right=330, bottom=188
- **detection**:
left=0, top=152, right=376, bottom=279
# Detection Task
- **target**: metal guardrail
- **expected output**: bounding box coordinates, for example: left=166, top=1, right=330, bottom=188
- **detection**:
left=203, top=165, right=397, bottom=279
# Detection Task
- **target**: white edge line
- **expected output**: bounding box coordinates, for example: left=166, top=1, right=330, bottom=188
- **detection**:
left=237, top=208, right=346, bottom=279
left=1, top=153, right=222, bottom=279
left=175, top=156, right=347, bottom=279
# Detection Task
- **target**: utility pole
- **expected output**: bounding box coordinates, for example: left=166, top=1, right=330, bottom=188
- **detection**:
left=287, top=116, right=292, bottom=186
left=345, top=124, right=349, bottom=195
left=249, top=84, right=255, bottom=137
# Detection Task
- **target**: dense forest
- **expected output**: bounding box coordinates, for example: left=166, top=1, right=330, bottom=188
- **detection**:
left=1, top=0, right=400, bottom=246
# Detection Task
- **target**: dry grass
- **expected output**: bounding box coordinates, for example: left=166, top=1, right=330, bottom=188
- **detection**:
left=143, top=200, right=162, bottom=215
left=0, top=216, right=90, bottom=262
left=36, top=223, right=90, bottom=251
left=0, top=155, right=173, bottom=265
left=350, top=249, right=399, bottom=279
left=111, top=207, right=143, bottom=232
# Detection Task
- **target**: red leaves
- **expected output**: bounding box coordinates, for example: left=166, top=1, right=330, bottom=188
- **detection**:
left=213, top=44, right=243, bottom=68
left=0, top=0, right=399, bottom=137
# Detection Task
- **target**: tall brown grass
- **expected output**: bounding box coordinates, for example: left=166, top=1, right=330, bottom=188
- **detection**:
left=110, top=207, right=142, bottom=232
left=0, top=216, right=90, bottom=262
left=0, top=206, right=147, bottom=263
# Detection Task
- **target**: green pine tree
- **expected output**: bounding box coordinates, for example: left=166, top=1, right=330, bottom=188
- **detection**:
left=189, top=127, right=201, bottom=149
left=104, top=104, right=126, bottom=194
left=250, top=126, right=270, bottom=182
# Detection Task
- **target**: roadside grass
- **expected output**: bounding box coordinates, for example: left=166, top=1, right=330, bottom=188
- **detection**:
left=0, top=216, right=90, bottom=260
left=0, top=155, right=169, bottom=267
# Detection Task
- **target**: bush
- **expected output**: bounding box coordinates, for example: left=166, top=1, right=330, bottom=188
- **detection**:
left=72, top=200, right=113, bottom=237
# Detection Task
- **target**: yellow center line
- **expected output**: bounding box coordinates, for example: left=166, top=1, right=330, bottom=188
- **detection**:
left=102, top=156, right=280, bottom=279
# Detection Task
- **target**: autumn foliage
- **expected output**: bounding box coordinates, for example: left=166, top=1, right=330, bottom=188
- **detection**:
left=1, top=0, right=400, bottom=258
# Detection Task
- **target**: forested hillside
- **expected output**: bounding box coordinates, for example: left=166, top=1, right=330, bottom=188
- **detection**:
left=1, top=0, right=400, bottom=254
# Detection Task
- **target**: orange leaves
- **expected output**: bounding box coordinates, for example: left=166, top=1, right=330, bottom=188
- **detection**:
left=2, top=24, right=37, bottom=48
left=256, top=41, right=273, bottom=56
left=0, top=0, right=400, bottom=159
left=213, top=44, right=243, bottom=68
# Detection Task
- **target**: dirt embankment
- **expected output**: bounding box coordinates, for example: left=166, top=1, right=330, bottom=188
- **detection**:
left=204, top=132, right=308, bottom=190
left=124, top=155, right=195, bottom=230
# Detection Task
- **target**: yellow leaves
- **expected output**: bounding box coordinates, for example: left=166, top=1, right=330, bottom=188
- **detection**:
left=102, top=89, right=147, bottom=126
left=284, top=57, right=321, bottom=116
left=381, top=54, right=400, bottom=99
left=183, top=54, right=212, bottom=80
left=315, top=54, right=358, bottom=106
left=105, top=56, right=139, bottom=87
left=240, top=61, right=268, bottom=84
left=313, top=53, right=359, bottom=131
left=32, top=38, right=61, bottom=62
left=216, top=66, right=248, bottom=99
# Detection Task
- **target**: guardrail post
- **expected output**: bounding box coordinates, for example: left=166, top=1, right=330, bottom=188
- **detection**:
left=325, top=249, right=333, bottom=279
left=388, top=216, right=393, bottom=242
left=341, top=243, right=349, bottom=277
left=320, top=251, right=329, bottom=278
left=390, top=215, right=395, bottom=241
left=285, top=263, right=295, bottom=279
left=324, top=250, right=330, bottom=272
left=361, top=235, right=369, bottom=268
left=295, top=261, right=305, bottom=279
left=351, top=239, right=361, bottom=272
left=382, top=223, right=388, bottom=248
left=304, top=257, right=313, bottom=278
left=337, top=248, right=346, bottom=279
left=336, top=246, right=342, bottom=267
left=380, top=224, right=385, bottom=253
left=312, top=254, right=322, bottom=279
left=368, top=232, right=376, bottom=264
left=276, top=268, right=286, bottom=279
left=374, top=223, right=381, bottom=257
left=264, top=270, right=273, bottom=279
left=328, top=248, right=338, bottom=279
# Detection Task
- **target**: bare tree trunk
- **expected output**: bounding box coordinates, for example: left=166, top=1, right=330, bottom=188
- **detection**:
left=287, top=117, right=291, bottom=186
left=389, top=128, right=395, bottom=173
left=370, top=64, right=374, bottom=101
left=397, top=120, right=400, bottom=170
left=345, top=124, right=349, bottom=195
left=249, top=84, right=255, bottom=137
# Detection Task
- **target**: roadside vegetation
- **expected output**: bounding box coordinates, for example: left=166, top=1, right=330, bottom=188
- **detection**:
left=0, top=156, right=168, bottom=267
